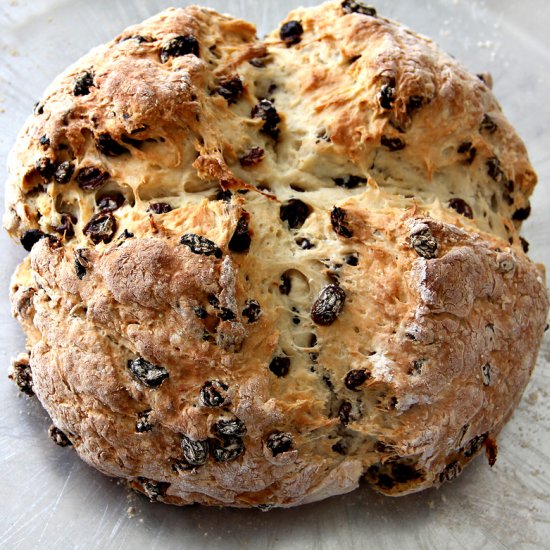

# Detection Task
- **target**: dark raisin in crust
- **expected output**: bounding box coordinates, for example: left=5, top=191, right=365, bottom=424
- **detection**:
left=127, top=357, right=169, bottom=388
left=73, top=71, right=95, bottom=96
left=199, top=380, right=229, bottom=407
left=97, top=194, right=125, bottom=212
left=311, top=284, right=346, bottom=325
left=180, top=233, right=222, bottom=258
left=242, top=300, right=261, bottom=323
left=410, top=227, right=438, bottom=259
left=341, top=0, right=377, bottom=17
left=160, top=35, right=199, bottom=63
left=213, top=418, right=247, bottom=438
left=448, top=198, right=474, bottom=219
left=83, top=212, right=117, bottom=244
left=54, top=161, right=74, bottom=184
left=148, top=202, right=172, bottom=214
left=239, top=147, right=265, bottom=167
left=344, top=369, right=369, bottom=390
left=181, top=435, right=209, bottom=466
left=20, top=229, right=48, bottom=251
left=76, top=166, right=110, bottom=191
left=279, top=21, right=304, bottom=46
left=266, top=432, right=293, bottom=456
left=280, top=199, right=311, bottom=229
left=211, top=436, right=245, bottom=462
left=251, top=99, right=281, bottom=140
left=9, top=359, right=34, bottom=396
left=330, top=206, right=353, bottom=238
left=213, top=76, right=244, bottom=104
left=333, top=175, right=367, bottom=189
left=48, top=425, right=72, bottom=447
left=228, top=215, right=251, bottom=252
left=269, top=356, right=291, bottom=377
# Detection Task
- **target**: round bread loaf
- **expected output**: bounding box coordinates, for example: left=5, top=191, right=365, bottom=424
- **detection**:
left=5, top=1, right=549, bottom=507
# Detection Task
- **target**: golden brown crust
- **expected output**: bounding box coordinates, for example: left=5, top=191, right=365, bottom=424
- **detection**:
left=4, top=1, right=548, bottom=507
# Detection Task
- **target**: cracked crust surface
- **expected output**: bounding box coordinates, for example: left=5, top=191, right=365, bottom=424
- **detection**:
left=5, top=1, right=549, bottom=507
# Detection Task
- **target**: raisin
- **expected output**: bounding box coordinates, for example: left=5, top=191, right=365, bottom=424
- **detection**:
left=485, top=437, right=498, bottom=467
left=54, top=213, right=75, bottom=239
left=54, top=161, right=74, bottom=184
left=97, top=194, right=125, bottom=212
left=341, top=0, right=377, bottom=16
left=39, top=135, right=50, bottom=147
left=520, top=236, right=529, bottom=253
left=457, top=141, right=477, bottom=164
left=136, top=410, right=153, bottom=433
left=20, top=229, right=48, bottom=251
left=141, top=480, right=170, bottom=502
left=48, top=425, right=72, bottom=447
left=76, top=166, right=110, bottom=190
left=239, top=147, right=265, bottom=167
left=311, top=284, right=346, bottom=326
left=486, top=157, right=505, bottom=182
left=228, top=215, right=251, bottom=253
left=269, top=356, right=290, bottom=377
left=512, top=205, right=531, bottom=221
left=127, top=357, right=169, bottom=388
left=381, top=135, right=406, bottom=151
left=332, top=441, right=348, bottom=455
left=212, top=436, right=245, bottom=462
left=280, top=199, right=311, bottom=229
left=83, top=212, right=117, bottom=244
left=463, top=433, right=488, bottom=457
left=216, top=189, right=233, bottom=202
left=333, top=175, right=367, bottom=189
left=390, top=462, right=422, bottom=483
left=279, top=20, right=303, bottom=46
left=406, top=95, right=424, bottom=114
left=480, top=114, right=498, bottom=134
left=448, top=198, right=474, bottom=219
left=160, top=35, right=199, bottom=63
left=213, top=76, right=243, bottom=104
left=8, top=358, right=33, bottom=396
left=73, top=71, right=94, bottom=96
left=344, top=253, right=358, bottom=266
left=279, top=273, right=291, bottom=295
left=74, top=249, right=89, bottom=279
left=213, top=417, right=247, bottom=438
left=218, top=308, right=235, bottom=321
left=410, top=227, right=438, bottom=259
left=481, top=363, right=491, bottom=386
left=96, top=133, right=129, bottom=157
left=148, top=202, right=172, bottom=214
left=251, top=99, right=281, bottom=140
left=266, top=432, right=293, bottom=456
left=378, top=84, right=395, bottom=110
left=193, top=306, right=207, bottom=319
left=338, top=401, right=352, bottom=425
left=181, top=435, right=209, bottom=466
left=408, top=358, right=425, bottom=376
left=330, top=206, right=353, bottom=238
left=344, top=369, right=369, bottom=390
left=249, top=58, right=266, bottom=68
left=200, top=380, right=229, bottom=407
left=242, top=300, right=261, bottom=323
left=296, top=238, right=314, bottom=249
left=35, top=157, right=56, bottom=180
left=180, top=233, right=222, bottom=258
left=439, top=461, right=462, bottom=483
left=118, top=229, right=134, bottom=241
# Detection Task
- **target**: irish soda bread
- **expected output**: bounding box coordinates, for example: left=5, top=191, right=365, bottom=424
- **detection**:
left=5, top=1, right=549, bottom=507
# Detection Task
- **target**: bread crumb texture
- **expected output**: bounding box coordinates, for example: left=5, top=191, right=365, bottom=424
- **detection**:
left=4, top=1, right=548, bottom=507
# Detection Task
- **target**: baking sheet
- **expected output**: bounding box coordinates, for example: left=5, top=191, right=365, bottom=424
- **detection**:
left=0, top=1, right=549, bottom=548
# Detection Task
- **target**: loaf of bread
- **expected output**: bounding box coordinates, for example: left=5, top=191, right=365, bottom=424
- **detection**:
left=5, top=1, right=548, bottom=507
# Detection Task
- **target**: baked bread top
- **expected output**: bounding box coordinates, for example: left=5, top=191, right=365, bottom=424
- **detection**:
left=5, top=1, right=548, bottom=507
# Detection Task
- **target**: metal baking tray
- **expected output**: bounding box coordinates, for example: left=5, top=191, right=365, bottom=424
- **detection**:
left=1, top=1, right=549, bottom=548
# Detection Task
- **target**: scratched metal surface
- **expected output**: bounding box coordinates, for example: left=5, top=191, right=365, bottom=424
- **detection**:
left=0, top=0, right=549, bottom=548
